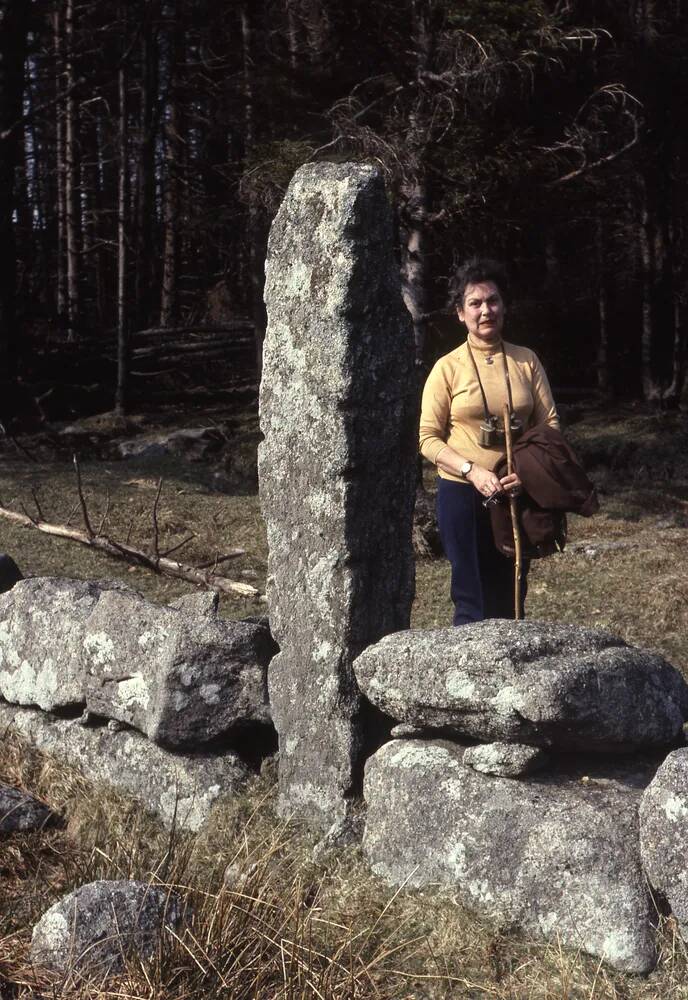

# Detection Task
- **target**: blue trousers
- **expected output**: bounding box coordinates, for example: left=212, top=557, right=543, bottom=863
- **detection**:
left=436, top=478, right=528, bottom=626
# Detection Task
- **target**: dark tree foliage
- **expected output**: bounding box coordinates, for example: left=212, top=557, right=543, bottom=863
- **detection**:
left=0, top=0, right=686, bottom=413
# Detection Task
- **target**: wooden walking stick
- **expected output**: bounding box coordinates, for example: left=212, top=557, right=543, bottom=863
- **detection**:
left=503, top=403, right=523, bottom=620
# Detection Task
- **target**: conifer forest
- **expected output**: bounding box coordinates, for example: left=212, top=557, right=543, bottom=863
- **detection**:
left=0, top=0, right=687, bottom=419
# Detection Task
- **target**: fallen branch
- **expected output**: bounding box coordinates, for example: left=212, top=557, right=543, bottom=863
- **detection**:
left=0, top=505, right=262, bottom=600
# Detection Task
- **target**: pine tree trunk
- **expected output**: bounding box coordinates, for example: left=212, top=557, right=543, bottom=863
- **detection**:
left=81, top=103, right=106, bottom=328
left=639, top=181, right=661, bottom=402
left=64, top=0, right=80, bottom=341
left=133, top=16, right=158, bottom=330
left=115, top=33, right=129, bottom=417
left=240, top=4, right=266, bottom=376
left=662, top=215, right=686, bottom=406
left=286, top=0, right=299, bottom=73
left=52, top=8, right=67, bottom=326
left=159, top=2, right=180, bottom=328
left=0, top=0, right=29, bottom=379
left=25, top=65, right=50, bottom=281
left=400, top=177, right=429, bottom=364
left=594, top=219, right=609, bottom=395
left=400, top=1, right=434, bottom=366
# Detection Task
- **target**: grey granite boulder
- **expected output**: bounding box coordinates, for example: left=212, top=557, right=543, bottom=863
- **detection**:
left=117, top=426, right=222, bottom=462
left=168, top=590, right=220, bottom=616
left=0, top=578, right=125, bottom=710
left=83, top=587, right=274, bottom=747
left=354, top=620, right=688, bottom=751
left=259, top=162, right=417, bottom=830
left=363, top=739, right=658, bottom=974
left=463, top=741, right=548, bottom=778
left=640, top=748, right=688, bottom=940
left=0, top=782, right=58, bottom=834
left=0, top=702, right=249, bottom=831
left=31, top=880, right=184, bottom=977
left=0, top=553, right=22, bottom=594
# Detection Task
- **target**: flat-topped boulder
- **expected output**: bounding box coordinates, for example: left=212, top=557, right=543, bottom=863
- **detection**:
left=363, top=739, right=658, bottom=974
left=353, top=620, right=688, bottom=751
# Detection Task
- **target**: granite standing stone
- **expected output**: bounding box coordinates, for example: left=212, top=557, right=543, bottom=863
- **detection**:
left=259, top=162, right=417, bottom=829
left=363, top=739, right=658, bottom=974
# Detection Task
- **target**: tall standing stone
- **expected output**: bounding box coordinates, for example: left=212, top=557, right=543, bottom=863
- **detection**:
left=259, top=162, right=416, bottom=830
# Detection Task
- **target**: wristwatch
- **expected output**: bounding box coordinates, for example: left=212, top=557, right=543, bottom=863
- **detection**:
left=460, top=461, right=473, bottom=477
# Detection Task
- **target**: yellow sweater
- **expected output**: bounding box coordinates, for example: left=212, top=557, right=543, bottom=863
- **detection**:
left=419, top=335, right=559, bottom=481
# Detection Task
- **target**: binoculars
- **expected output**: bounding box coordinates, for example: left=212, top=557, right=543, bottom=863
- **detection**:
left=479, top=413, right=523, bottom=448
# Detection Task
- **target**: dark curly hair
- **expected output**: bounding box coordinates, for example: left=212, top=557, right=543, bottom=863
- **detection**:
left=448, top=258, right=510, bottom=310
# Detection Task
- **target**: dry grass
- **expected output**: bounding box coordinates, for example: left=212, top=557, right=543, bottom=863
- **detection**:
left=1, top=405, right=688, bottom=997
left=5, top=728, right=688, bottom=1000
left=4, top=732, right=688, bottom=999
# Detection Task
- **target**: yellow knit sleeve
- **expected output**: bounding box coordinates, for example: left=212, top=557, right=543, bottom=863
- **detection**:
left=530, top=354, right=559, bottom=429
left=419, top=358, right=453, bottom=464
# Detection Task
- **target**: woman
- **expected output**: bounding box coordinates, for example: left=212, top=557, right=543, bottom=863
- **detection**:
left=419, top=259, right=559, bottom=625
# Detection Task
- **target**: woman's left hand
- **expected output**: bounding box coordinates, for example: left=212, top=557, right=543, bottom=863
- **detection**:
left=499, top=472, right=523, bottom=495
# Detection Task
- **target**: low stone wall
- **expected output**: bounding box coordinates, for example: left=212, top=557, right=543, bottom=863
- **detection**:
left=353, top=618, right=688, bottom=973
left=0, top=700, right=249, bottom=831
left=0, top=577, right=275, bottom=829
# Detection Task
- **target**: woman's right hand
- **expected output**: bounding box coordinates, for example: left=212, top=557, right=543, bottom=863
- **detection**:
left=466, top=463, right=504, bottom=499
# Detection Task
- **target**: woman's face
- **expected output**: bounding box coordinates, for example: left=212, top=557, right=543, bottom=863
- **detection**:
left=458, top=281, right=505, bottom=342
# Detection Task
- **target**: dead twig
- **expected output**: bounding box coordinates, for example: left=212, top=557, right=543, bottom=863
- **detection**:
left=160, top=533, right=196, bottom=559
left=0, top=505, right=260, bottom=600
left=0, top=421, right=39, bottom=463
left=151, top=477, right=163, bottom=567
left=19, top=502, right=37, bottom=526
left=97, top=490, right=112, bottom=535
left=73, top=454, right=94, bottom=539
left=30, top=487, right=46, bottom=523
left=195, top=553, right=245, bottom=570
left=64, top=499, right=81, bottom=527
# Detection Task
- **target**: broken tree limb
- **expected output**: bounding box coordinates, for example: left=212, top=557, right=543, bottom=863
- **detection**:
left=0, top=504, right=262, bottom=600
